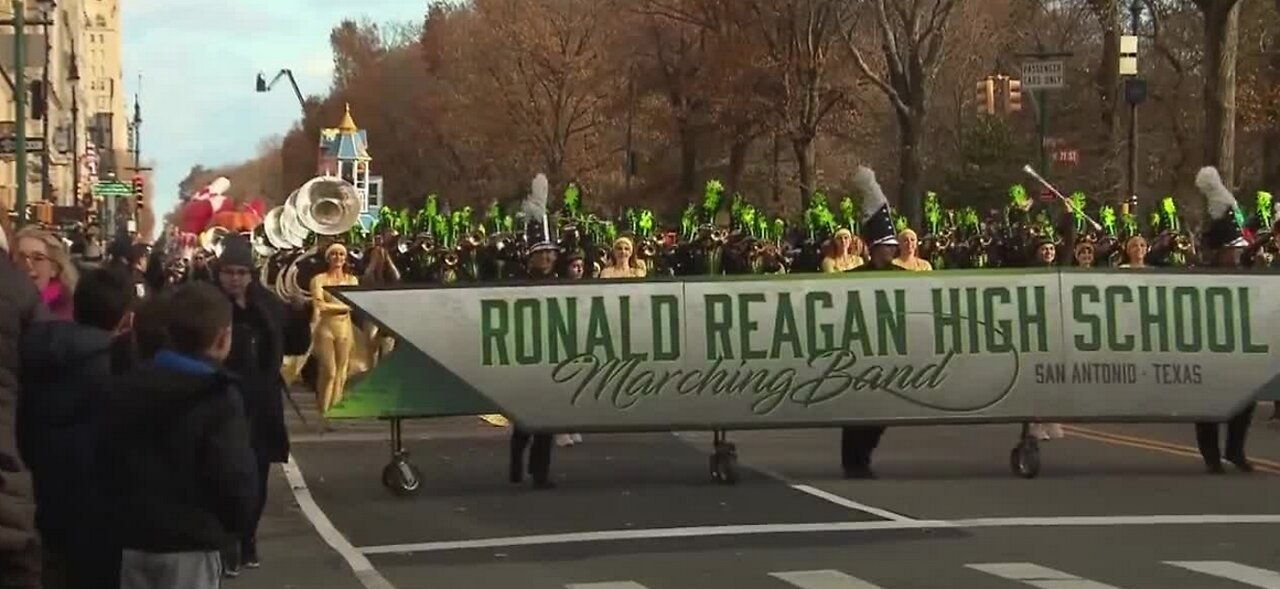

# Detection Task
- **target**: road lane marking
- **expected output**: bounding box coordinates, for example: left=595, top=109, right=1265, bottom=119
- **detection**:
left=789, top=484, right=917, bottom=523
left=670, top=433, right=918, bottom=522
left=566, top=583, right=650, bottom=589
left=1164, top=561, right=1280, bottom=587
left=284, top=455, right=397, bottom=589
left=770, top=569, right=886, bottom=588
left=356, top=514, right=1280, bottom=555
left=1064, top=426, right=1280, bottom=474
left=966, top=563, right=1124, bottom=588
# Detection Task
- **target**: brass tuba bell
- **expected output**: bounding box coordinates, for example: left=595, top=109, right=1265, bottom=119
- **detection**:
left=198, top=226, right=230, bottom=257
left=291, top=175, right=362, bottom=236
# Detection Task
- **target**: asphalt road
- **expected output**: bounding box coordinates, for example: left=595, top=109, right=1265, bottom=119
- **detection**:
left=234, top=398, right=1280, bottom=589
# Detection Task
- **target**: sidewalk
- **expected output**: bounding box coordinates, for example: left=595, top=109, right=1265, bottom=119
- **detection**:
left=230, top=463, right=364, bottom=589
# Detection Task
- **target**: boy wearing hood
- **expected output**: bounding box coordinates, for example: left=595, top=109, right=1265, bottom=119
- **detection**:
left=19, top=267, right=137, bottom=588
left=103, top=282, right=258, bottom=589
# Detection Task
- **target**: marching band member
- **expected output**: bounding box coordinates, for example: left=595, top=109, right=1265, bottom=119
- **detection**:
left=841, top=167, right=904, bottom=479
left=509, top=174, right=558, bottom=489
left=311, top=243, right=359, bottom=418
left=1118, top=235, right=1148, bottom=269
left=1193, top=166, right=1255, bottom=474
left=820, top=228, right=864, bottom=272
left=599, top=236, right=647, bottom=278
left=892, top=228, right=933, bottom=271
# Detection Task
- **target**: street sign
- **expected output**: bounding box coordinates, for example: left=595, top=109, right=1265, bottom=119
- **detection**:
left=1054, top=149, right=1080, bottom=165
left=92, top=180, right=132, bottom=198
left=0, top=136, right=44, bottom=154
left=1020, top=60, right=1065, bottom=89
left=1039, top=190, right=1056, bottom=202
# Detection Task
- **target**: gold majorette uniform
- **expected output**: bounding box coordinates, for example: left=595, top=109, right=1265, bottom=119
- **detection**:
left=312, top=271, right=359, bottom=412
left=892, top=256, right=933, bottom=271
left=821, top=254, right=864, bottom=272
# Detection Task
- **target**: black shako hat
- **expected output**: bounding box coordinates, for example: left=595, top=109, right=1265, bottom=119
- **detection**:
left=1196, top=166, right=1248, bottom=250
left=522, top=173, right=558, bottom=254
left=218, top=234, right=255, bottom=268
left=852, top=166, right=899, bottom=248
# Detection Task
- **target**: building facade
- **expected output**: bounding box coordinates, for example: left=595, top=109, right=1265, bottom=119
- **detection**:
left=0, top=0, right=99, bottom=213
left=82, top=0, right=127, bottom=183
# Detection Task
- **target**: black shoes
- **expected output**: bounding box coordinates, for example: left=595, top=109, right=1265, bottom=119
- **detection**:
left=242, top=541, right=261, bottom=569
left=1226, top=455, right=1255, bottom=473
left=843, top=466, right=877, bottom=479
left=1205, top=461, right=1226, bottom=474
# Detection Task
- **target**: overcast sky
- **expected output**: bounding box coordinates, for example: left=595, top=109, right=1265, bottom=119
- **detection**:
left=122, top=0, right=429, bottom=221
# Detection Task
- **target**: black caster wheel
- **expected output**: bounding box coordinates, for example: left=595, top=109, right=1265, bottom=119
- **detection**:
left=382, top=460, right=423, bottom=496
left=1009, top=442, right=1041, bottom=479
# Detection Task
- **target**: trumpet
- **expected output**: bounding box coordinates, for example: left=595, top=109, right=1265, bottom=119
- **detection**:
left=640, top=240, right=658, bottom=258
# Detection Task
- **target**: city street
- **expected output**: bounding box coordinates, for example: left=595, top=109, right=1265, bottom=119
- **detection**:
left=235, top=395, right=1280, bottom=589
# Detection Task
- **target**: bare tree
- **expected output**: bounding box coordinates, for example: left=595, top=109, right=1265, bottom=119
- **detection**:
left=842, top=0, right=963, bottom=227
left=1195, top=0, right=1243, bottom=184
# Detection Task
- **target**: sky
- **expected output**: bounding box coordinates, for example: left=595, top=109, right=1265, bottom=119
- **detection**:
left=121, top=0, right=431, bottom=221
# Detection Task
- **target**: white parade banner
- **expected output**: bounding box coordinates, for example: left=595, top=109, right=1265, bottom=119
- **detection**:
left=335, top=269, right=1278, bottom=432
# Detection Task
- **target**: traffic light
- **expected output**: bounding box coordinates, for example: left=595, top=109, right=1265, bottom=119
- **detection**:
left=977, top=78, right=995, bottom=115
left=1006, top=79, right=1022, bottom=113
left=132, top=176, right=145, bottom=210
left=29, top=81, right=46, bottom=120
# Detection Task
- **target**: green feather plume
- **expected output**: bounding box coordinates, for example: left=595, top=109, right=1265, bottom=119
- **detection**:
left=924, top=191, right=942, bottom=235
left=1009, top=184, right=1030, bottom=210
left=1160, top=196, right=1180, bottom=233
left=1100, top=205, right=1117, bottom=236
left=1257, top=191, right=1274, bottom=229
left=563, top=183, right=581, bottom=218
left=703, top=180, right=725, bottom=223
left=839, top=197, right=857, bottom=233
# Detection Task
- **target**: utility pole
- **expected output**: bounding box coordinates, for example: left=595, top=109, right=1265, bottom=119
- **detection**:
left=70, top=40, right=79, bottom=213
left=13, top=0, right=26, bottom=224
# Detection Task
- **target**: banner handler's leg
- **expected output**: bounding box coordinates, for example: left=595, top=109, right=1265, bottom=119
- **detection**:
left=1010, top=423, right=1042, bottom=479
left=709, top=429, right=739, bottom=485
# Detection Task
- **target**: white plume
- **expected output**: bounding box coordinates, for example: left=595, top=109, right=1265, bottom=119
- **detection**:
left=522, top=173, right=549, bottom=220
left=852, top=166, right=888, bottom=220
left=208, top=177, right=231, bottom=196
left=1196, top=166, right=1237, bottom=220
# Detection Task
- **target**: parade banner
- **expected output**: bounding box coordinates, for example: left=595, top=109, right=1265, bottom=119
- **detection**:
left=332, top=270, right=1279, bottom=430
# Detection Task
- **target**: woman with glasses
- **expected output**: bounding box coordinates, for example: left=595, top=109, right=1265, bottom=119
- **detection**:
left=13, top=227, right=78, bottom=320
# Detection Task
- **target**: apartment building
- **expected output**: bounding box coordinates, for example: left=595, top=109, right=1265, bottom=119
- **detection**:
left=0, top=0, right=102, bottom=211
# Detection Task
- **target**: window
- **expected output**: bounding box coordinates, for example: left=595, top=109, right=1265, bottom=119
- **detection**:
left=95, top=15, right=106, bottom=27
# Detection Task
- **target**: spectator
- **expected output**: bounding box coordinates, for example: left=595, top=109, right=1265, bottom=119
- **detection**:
left=19, top=267, right=138, bottom=589
left=0, top=253, right=46, bottom=588
left=213, top=236, right=290, bottom=576
left=103, top=283, right=259, bottom=589
left=13, top=228, right=78, bottom=320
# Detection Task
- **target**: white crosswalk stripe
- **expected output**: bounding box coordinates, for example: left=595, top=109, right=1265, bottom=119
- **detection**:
left=566, top=583, right=649, bottom=589
left=565, top=561, right=1280, bottom=588
left=1164, top=561, right=1280, bottom=588
left=965, top=563, right=1125, bottom=588
left=770, top=569, right=886, bottom=589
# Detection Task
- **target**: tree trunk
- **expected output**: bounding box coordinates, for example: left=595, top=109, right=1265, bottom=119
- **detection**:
left=1202, top=0, right=1241, bottom=186
left=679, top=124, right=698, bottom=192
left=770, top=133, right=782, bottom=204
left=793, top=137, right=816, bottom=206
left=896, top=109, right=924, bottom=230
left=1264, top=0, right=1280, bottom=188
left=727, top=138, right=751, bottom=197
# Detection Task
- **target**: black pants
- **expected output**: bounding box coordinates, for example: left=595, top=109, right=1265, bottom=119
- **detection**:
left=1195, top=405, right=1255, bottom=465
left=223, top=459, right=270, bottom=566
left=841, top=426, right=886, bottom=470
left=509, top=429, right=552, bottom=483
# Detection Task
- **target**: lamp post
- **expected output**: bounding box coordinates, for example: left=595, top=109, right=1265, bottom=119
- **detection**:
left=69, top=39, right=79, bottom=212
left=6, top=0, right=54, bottom=224
left=39, top=0, right=51, bottom=206
left=1120, top=2, right=1145, bottom=212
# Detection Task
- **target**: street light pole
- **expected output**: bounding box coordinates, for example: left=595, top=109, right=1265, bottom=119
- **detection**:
left=13, top=0, right=26, bottom=224
left=1125, top=2, right=1141, bottom=209
left=40, top=10, right=50, bottom=206
left=70, top=40, right=79, bottom=212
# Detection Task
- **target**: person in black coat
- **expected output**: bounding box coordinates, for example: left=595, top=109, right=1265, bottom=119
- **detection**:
left=19, top=267, right=137, bottom=589
left=102, top=283, right=258, bottom=588
left=0, top=253, right=45, bottom=589
left=212, top=236, right=290, bottom=574
left=841, top=167, right=905, bottom=480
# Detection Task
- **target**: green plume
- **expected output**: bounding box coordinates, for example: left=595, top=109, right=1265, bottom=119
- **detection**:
left=892, top=211, right=909, bottom=233
left=1100, top=205, right=1117, bottom=236
left=1009, top=184, right=1030, bottom=209
left=681, top=204, right=698, bottom=239
left=924, top=191, right=942, bottom=235
left=773, top=219, right=786, bottom=243
left=1069, top=191, right=1087, bottom=232
left=1160, top=196, right=1180, bottom=233
left=1257, top=191, right=1274, bottom=229
left=839, top=197, right=857, bottom=233
left=563, top=183, right=581, bottom=218
left=703, top=180, right=725, bottom=222
left=638, top=210, right=655, bottom=238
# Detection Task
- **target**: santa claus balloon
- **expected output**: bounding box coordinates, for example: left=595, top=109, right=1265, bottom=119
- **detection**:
left=177, top=177, right=267, bottom=258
